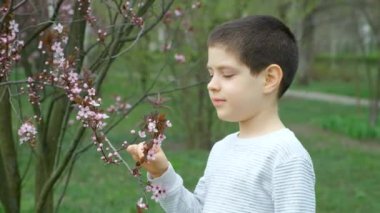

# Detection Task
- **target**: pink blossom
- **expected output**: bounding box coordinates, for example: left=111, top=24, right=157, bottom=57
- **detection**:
left=0, top=19, right=23, bottom=78
left=71, top=86, right=82, bottom=94
left=18, top=122, right=37, bottom=145
left=138, top=130, right=146, bottom=138
left=67, top=72, right=79, bottom=82
left=147, top=121, right=157, bottom=132
left=174, top=8, right=182, bottom=17
left=9, top=20, right=19, bottom=33
left=88, top=88, right=96, bottom=96
left=38, top=41, right=43, bottom=49
left=89, top=99, right=100, bottom=107
left=147, top=149, right=155, bottom=161
left=136, top=197, right=148, bottom=209
left=174, top=53, right=186, bottom=63
left=51, top=42, right=62, bottom=52
left=76, top=105, right=109, bottom=130
left=146, top=184, right=166, bottom=202
left=53, top=23, right=64, bottom=34
left=192, top=2, right=202, bottom=9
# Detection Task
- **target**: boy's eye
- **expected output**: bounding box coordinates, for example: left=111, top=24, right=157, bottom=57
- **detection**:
left=223, top=74, right=234, bottom=78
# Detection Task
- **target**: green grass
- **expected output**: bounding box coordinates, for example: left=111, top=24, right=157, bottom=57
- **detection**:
left=12, top=149, right=209, bottom=213
left=291, top=79, right=372, bottom=99
left=281, top=99, right=380, bottom=212
left=280, top=97, right=380, bottom=140
left=291, top=58, right=378, bottom=99
left=298, top=130, right=380, bottom=213
left=3, top=98, right=378, bottom=213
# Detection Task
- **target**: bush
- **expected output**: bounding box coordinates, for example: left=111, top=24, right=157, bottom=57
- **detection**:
left=319, top=115, right=380, bottom=140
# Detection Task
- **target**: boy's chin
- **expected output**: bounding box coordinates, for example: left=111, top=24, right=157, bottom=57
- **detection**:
left=216, top=112, right=239, bottom=122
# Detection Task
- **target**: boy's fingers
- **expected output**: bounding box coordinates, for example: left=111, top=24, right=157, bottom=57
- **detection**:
left=137, top=142, right=145, bottom=160
left=126, top=144, right=140, bottom=161
left=126, top=142, right=146, bottom=162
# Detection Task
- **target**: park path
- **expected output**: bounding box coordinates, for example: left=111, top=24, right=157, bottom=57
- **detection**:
left=284, top=90, right=380, bottom=149
left=284, top=90, right=375, bottom=107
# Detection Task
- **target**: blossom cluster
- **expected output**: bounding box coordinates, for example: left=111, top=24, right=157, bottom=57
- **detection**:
left=79, top=0, right=107, bottom=43
left=146, top=183, right=166, bottom=202
left=136, top=183, right=167, bottom=211
left=131, top=112, right=172, bottom=178
left=18, top=122, right=37, bottom=146
left=161, top=3, right=202, bottom=63
left=174, top=53, right=186, bottom=63
left=0, top=19, right=23, bottom=79
left=24, top=22, right=112, bottom=162
left=122, top=1, right=144, bottom=27
left=106, top=96, right=132, bottom=114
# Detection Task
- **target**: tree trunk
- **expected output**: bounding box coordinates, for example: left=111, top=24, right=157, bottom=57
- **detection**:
left=298, top=12, right=315, bottom=85
left=35, top=0, right=87, bottom=212
left=369, top=64, right=380, bottom=126
left=0, top=85, right=21, bottom=213
left=35, top=97, right=67, bottom=213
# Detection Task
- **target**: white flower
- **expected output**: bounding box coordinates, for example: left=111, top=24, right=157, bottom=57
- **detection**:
left=174, top=8, right=182, bottom=17
left=9, top=20, right=19, bottom=33
left=53, top=23, right=64, bottom=34
left=136, top=197, right=148, bottom=209
left=18, top=122, right=37, bottom=145
left=147, top=121, right=157, bottom=132
left=88, top=88, right=96, bottom=96
left=138, top=130, right=146, bottom=138
left=174, top=53, right=186, bottom=63
left=51, top=42, right=62, bottom=51
left=38, top=41, right=43, bottom=49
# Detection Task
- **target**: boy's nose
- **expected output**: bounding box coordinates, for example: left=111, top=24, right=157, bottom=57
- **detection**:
left=207, top=76, right=221, bottom=91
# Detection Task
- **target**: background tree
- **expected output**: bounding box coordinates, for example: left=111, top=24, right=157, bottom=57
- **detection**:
left=0, top=0, right=174, bottom=212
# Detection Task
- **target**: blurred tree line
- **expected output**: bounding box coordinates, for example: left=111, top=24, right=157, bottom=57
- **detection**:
left=124, top=0, right=380, bottom=149
left=1, top=0, right=380, bottom=212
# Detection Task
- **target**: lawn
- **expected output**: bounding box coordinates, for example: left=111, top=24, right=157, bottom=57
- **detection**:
left=3, top=98, right=379, bottom=213
left=291, top=58, right=378, bottom=100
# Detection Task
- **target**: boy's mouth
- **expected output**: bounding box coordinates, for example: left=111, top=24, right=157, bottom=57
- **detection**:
left=211, top=98, right=226, bottom=106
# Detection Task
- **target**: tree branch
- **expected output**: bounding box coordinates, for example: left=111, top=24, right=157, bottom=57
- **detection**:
left=23, top=0, right=64, bottom=48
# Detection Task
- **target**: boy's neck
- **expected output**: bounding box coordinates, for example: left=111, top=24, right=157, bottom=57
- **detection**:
left=238, top=104, right=285, bottom=138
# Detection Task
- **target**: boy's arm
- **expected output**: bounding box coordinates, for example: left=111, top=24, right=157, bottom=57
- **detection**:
left=273, top=156, right=316, bottom=213
left=127, top=143, right=206, bottom=212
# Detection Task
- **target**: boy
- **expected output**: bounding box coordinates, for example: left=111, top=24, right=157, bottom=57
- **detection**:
left=127, top=15, right=315, bottom=212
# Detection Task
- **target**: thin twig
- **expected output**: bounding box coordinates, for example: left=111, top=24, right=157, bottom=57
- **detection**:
left=109, top=24, right=145, bottom=59
left=23, top=0, right=64, bottom=48
left=105, top=137, right=133, bottom=173
left=11, top=0, right=27, bottom=12
left=54, top=102, right=72, bottom=169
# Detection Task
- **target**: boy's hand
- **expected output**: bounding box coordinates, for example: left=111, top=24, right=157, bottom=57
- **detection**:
left=126, top=142, right=169, bottom=178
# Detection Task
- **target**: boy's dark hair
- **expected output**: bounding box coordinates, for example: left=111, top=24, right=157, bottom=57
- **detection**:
left=208, top=15, right=298, bottom=98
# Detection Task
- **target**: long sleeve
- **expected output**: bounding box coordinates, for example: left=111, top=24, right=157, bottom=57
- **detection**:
left=273, top=156, right=316, bottom=213
left=149, top=163, right=207, bottom=213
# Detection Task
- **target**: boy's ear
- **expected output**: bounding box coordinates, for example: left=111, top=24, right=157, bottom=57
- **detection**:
left=263, top=64, right=283, bottom=95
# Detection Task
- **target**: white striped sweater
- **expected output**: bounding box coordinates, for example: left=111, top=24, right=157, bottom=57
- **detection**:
left=149, top=128, right=316, bottom=213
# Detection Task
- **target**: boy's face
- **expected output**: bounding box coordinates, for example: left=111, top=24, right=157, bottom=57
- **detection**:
left=207, top=46, right=267, bottom=122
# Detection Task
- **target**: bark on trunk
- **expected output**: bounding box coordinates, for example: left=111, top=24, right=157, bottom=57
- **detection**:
left=0, top=85, right=21, bottom=213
